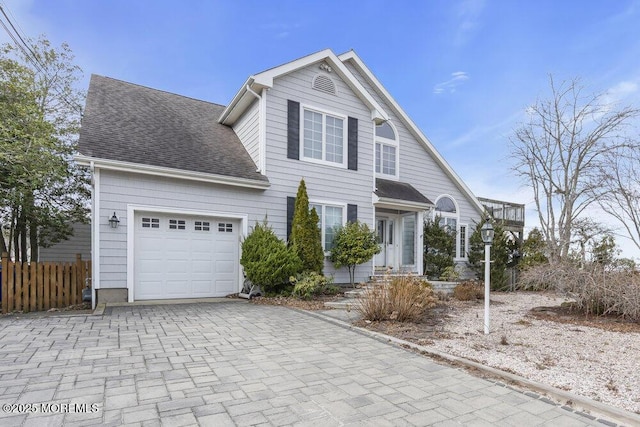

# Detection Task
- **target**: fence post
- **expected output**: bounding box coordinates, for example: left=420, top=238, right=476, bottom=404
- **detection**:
left=29, top=262, right=36, bottom=312
left=75, top=254, right=82, bottom=305
left=1, top=252, right=8, bottom=314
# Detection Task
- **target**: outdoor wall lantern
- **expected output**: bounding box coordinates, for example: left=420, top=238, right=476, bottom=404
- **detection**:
left=109, top=212, right=120, bottom=229
left=481, top=219, right=494, bottom=335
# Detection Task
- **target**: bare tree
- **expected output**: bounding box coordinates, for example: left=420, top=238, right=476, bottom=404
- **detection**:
left=510, top=75, right=639, bottom=262
left=596, top=145, right=640, bottom=251
left=570, top=218, right=612, bottom=265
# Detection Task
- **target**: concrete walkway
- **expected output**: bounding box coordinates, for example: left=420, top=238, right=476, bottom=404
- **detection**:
left=0, top=302, right=622, bottom=426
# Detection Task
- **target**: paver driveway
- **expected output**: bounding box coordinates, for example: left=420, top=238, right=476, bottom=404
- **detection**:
left=0, top=302, right=609, bottom=426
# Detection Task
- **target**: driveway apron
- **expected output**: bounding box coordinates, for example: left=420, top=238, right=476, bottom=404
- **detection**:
left=0, top=302, right=610, bottom=426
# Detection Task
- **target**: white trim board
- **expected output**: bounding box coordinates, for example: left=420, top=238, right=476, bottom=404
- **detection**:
left=76, top=155, right=270, bottom=190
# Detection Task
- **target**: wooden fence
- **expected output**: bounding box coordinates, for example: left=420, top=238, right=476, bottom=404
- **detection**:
left=1, top=252, right=91, bottom=314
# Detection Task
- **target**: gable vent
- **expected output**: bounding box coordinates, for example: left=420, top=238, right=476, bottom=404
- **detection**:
left=312, top=75, right=336, bottom=95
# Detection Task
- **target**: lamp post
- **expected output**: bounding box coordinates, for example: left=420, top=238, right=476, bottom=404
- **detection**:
left=481, top=219, right=494, bottom=335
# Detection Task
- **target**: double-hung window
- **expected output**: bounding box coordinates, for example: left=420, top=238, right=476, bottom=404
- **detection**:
left=302, top=107, right=346, bottom=167
left=375, top=121, right=399, bottom=178
left=309, top=202, right=345, bottom=251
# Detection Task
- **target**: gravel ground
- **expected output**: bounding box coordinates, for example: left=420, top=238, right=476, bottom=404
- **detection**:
left=427, top=292, right=640, bottom=414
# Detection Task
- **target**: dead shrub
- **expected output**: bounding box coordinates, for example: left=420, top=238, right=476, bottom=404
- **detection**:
left=388, top=276, right=437, bottom=322
left=453, top=280, right=484, bottom=301
left=518, top=261, right=640, bottom=321
left=357, top=284, right=389, bottom=321
left=357, top=276, right=437, bottom=322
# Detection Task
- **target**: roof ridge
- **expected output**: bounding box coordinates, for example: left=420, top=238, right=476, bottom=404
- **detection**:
left=90, top=74, right=229, bottom=108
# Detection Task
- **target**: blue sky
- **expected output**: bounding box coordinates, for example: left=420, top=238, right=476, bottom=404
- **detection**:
left=2, top=0, right=640, bottom=258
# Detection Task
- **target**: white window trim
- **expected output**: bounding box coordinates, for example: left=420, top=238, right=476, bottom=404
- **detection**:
left=375, top=121, right=400, bottom=180
left=433, top=195, right=468, bottom=261
left=300, top=104, right=348, bottom=169
left=309, top=199, right=347, bottom=253
left=458, top=223, right=469, bottom=260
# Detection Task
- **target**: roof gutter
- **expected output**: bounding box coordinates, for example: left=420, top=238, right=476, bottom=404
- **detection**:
left=75, top=155, right=270, bottom=190
left=218, top=76, right=255, bottom=124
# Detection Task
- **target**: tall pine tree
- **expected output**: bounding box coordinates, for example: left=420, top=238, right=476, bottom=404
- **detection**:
left=290, top=179, right=324, bottom=274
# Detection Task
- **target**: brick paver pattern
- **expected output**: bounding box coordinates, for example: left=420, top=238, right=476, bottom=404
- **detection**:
left=0, top=302, right=605, bottom=426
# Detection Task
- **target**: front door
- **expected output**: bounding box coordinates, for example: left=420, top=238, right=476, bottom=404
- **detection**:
left=375, top=218, right=396, bottom=269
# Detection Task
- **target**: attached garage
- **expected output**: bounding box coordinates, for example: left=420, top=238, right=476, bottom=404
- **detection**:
left=133, top=212, right=240, bottom=300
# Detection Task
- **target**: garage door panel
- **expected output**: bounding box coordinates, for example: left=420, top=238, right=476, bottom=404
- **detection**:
left=216, top=280, right=235, bottom=294
left=192, top=280, right=214, bottom=294
left=134, top=213, right=239, bottom=300
left=215, top=260, right=235, bottom=274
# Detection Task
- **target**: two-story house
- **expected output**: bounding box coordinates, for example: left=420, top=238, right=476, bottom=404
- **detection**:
left=76, top=49, right=485, bottom=304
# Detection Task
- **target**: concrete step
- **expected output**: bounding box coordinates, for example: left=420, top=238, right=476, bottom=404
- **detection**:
left=325, top=280, right=459, bottom=310
left=343, top=289, right=365, bottom=299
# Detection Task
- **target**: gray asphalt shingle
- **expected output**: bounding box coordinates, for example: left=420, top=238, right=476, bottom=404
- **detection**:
left=375, top=178, right=433, bottom=205
left=78, top=75, right=268, bottom=183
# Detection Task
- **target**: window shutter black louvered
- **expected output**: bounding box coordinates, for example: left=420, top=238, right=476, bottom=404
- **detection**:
left=347, top=204, right=357, bottom=223
left=287, top=196, right=296, bottom=241
left=347, top=117, right=358, bottom=171
left=287, top=100, right=300, bottom=160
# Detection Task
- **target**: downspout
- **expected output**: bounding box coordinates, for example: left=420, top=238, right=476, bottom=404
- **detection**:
left=90, top=161, right=97, bottom=310
left=245, top=84, right=266, bottom=174
left=372, top=120, right=377, bottom=279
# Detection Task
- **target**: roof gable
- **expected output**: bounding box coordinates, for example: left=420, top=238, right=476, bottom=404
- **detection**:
left=78, top=75, right=268, bottom=184
left=219, top=49, right=389, bottom=125
left=339, top=51, right=485, bottom=215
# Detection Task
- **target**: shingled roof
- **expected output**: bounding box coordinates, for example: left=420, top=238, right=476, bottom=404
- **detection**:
left=375, top=178, right=433, bottom=206
left=78, top=75, right=268, bottom=183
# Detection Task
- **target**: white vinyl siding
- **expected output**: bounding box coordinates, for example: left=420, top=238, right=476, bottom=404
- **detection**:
left=233, top=99, right=260, bottom=168
left=344, top=60, right=481, bottom=267
left=38, top=222, right=91, bottom=262
left=263, top=62, right=375, bottom=282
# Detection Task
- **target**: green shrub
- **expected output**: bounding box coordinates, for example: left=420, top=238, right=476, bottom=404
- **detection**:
left=240, top=219, right=302, bottom=293
left=423, top=216, right=456, bottom=279
left=453, top=280, right=484, bottom=301
left=358, top=276, right=437, bottom=323
left=292, top=272, right=334, bottom=300
left=439, top=265, right=460, bottom=281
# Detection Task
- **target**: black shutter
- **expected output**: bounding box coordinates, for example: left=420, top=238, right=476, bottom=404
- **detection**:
left=347, top=117, right=358, bottom=171
left=287, top=100, right=300, bottom=160
left=347, top=204, right=357, bottom=223
left=287, top=196, right=296, bottom=241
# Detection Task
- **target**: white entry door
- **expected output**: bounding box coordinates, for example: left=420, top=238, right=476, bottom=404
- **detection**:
left=375, top=218, right=396, bottom=269
left=134, top=213, right=239, bottom=300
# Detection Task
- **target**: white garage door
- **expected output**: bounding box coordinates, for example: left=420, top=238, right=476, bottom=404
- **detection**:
left=134, top=212, right=240, bottom=300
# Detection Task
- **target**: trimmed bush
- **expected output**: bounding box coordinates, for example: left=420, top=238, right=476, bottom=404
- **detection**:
left=240, top=219, right=302, bottom=294
left=453, top=280, right=484, bottom=301
left=330, top=220, right=380, bottom=286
